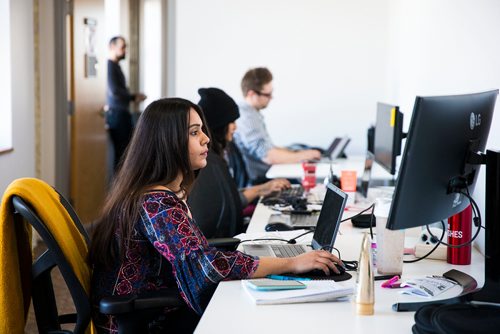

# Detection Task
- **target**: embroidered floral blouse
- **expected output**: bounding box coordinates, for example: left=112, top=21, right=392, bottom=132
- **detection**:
left=91, top=190, right=259, bottom=332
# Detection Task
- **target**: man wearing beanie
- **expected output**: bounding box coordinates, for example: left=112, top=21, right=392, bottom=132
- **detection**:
left=233, top=67, right=321, bottom=184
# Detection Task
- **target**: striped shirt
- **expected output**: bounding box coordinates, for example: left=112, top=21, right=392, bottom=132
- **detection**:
left=233, top=101, right=274, bottom=181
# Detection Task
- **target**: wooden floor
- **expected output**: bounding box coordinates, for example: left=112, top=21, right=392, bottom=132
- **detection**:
left=25, top=242, right=76, bottom=333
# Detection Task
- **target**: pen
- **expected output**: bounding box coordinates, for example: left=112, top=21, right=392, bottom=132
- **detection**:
left=267, top=274, right=311, bottom=281
left=374, top=274, right=401, bottom=281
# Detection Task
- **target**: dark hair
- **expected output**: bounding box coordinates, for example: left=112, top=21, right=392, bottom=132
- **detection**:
left=209, top=124, right=230, bottom=156
left=109, top=36, right=125, bottom=47
left=241, top=67, right=273, bottom=97
left=90, top=97, right=209, bottom=268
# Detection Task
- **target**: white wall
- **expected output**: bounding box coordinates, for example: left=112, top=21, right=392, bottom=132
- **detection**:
left=391, top=0, right=500, bottom=253
left=175, top=0, right=391, bottom=155
left=0, top=0, right=35, bottom=193
left=2, top=1, right=498, bottom=254
left=0, top=0, right=12, bottom=152
left=173, top=0, right=500, bottom=254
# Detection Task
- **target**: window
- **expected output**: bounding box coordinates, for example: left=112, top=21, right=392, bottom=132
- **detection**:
left=140, top=0, right=162, bottom=105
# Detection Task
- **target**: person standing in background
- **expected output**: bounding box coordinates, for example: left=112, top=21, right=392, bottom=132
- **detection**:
left=233, top=67, right=321, bottom=184
left=106, top=36, right=146, bottom=171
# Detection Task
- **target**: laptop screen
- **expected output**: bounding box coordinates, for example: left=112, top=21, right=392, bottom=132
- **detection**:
left=326, top=137, right=350, bottom=159
left=358, top=151, right=374, bottom=198
left=311, top=183, right=348, bottom=250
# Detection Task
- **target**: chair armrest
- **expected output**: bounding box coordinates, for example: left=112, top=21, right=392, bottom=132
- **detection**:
left=99, top=288, right=184, bottom=315
left=208, top=237, right=241, bottom=250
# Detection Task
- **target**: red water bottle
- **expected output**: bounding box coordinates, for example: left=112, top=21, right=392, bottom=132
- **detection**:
left=447, top=204, right=472, bottom=265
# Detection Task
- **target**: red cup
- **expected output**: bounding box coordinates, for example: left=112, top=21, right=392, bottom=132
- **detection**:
left=301, top=161, right=316, bottom=192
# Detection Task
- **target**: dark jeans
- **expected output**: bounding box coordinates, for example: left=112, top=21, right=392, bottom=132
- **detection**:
left=106, top=109, right=133, bottom=171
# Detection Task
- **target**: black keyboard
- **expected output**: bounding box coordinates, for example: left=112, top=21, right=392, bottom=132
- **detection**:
left=262, top=185, right=305, bottom=206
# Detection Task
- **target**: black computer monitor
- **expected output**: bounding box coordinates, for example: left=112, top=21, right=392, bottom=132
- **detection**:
left=387, top=91, right=497, bottom=231
left=387, top=90, right=500, bottom=311
left=373, top=103, right=405, bottom=175
left=358, top=151, right=374, bottom=199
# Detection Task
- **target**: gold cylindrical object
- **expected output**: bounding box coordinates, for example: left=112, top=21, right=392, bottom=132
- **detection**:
left=356, top=233, right=374, bottom=315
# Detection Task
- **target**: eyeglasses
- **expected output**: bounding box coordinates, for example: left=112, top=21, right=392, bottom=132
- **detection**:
left=255, top=90, right=273, bottom=98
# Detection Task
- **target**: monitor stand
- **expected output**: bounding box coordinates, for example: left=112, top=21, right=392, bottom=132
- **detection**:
left=393, top=149, right=500, bottom=312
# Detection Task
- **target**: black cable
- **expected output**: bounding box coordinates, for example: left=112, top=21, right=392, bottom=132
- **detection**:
left=368, top=204, right=375, bottom=239
left=320, top=245, right=340, bottom=257
left=239, top=230, right=314, bottom=245
left=238, top=238, right=293, bottom=244
left=288, top=230, right=314, bottom=244
left=463, top=188, right=483, bottom=228
left=340, top=203, right=375, bottom=223
left=319, top=246, right=358, bottom=271
left=404, top=221, right=446, bottom=263
left=405, top=187, right=483, bottom=263
left=425, top=191, right=482, bottom=249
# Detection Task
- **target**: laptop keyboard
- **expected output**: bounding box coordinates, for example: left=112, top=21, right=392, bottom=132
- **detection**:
left=270, top=244, right=307, bottom=258
left=262, top=185, right=305, bottom=206
left=280, top=186, right=305, bottom=199
left=291, top=215, right=317, bottom=227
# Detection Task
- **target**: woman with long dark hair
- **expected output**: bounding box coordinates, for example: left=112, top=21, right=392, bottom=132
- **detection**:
left=90, top=98, right=342, bottom=333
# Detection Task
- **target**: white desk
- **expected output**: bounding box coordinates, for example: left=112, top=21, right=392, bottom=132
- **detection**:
left=265, top=155, right=394, bottom=181
left=195, top=196, right=485, bottom=333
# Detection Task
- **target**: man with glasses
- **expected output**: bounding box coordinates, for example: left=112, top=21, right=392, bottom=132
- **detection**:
left=234, top=67, right=321, bottom=185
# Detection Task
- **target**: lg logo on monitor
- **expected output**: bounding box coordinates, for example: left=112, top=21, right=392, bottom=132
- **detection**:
left=470, top=112, right=481, bottom=130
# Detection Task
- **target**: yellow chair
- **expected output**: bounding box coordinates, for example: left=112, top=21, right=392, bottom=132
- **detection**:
left=0, top=178, right=183, bottom=334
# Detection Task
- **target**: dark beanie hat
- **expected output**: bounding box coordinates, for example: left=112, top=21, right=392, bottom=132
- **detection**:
left=198, top=87, right=240, bottom=130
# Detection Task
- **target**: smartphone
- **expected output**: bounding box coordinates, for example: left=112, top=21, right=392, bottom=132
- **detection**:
left=245, top=278, right=306, bottom=291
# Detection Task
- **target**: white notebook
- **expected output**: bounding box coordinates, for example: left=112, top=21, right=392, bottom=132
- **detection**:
left=242, top=279, right=354, bottom=305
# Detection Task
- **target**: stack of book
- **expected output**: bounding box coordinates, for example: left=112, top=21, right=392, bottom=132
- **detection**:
left=242, top=279, right=354, bottom=305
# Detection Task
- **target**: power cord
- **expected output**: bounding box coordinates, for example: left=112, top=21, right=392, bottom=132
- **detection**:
left=340, top=203, right=376, bottom=239
left=340, top=203, right=375, bottom=224
left=319, top=245, right=358, bottom=271
left=425, top=189, right=482, bottom=249
left=404, top=222, right=446, bottom=263
left=239, top=230, right=314, bottom=245
left=405, top=186, right=482, bottom=263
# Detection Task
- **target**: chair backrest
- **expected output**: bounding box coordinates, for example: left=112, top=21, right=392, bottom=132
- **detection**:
left=226, top=141, right=250, bottom=188
left=188, top=151, right=244, bottom=238
left=2, top=178, right=188, bottom=334
left=11, top=186, right=92, bottom=333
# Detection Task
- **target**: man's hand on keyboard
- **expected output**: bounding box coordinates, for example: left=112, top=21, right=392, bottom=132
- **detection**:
left=259, top=178, right=291, bottom=197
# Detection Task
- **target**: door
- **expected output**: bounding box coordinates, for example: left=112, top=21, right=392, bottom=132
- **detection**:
left=70, top=0, right=107, bottom=224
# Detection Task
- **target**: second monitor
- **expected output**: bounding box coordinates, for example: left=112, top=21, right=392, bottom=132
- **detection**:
left=374, top=102, right=405, bottom=175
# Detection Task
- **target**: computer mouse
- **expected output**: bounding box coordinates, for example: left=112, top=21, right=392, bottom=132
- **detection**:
left=334, top=263, right=347, bottom=275
left=308, top=263, right=346, bottom=276
left=265, top=222, right=294, bottom=232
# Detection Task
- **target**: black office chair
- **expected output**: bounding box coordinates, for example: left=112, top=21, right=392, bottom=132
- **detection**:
left=226, top=141, right=250, bottom=189
left=189, top=151, right=245, bottom=240
left=4, top=178, right=185, bottom=334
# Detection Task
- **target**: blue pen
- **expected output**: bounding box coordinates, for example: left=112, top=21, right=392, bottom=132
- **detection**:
left=267, top=274, right=311, bottom=281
